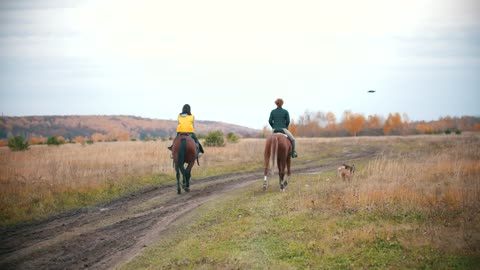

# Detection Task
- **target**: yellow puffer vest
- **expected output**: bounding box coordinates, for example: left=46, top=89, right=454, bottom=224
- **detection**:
left=176, top=114, right=195, bottom=133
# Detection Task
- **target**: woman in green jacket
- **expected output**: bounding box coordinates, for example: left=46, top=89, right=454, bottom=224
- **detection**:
left=268, top=98, right=298, bottom=158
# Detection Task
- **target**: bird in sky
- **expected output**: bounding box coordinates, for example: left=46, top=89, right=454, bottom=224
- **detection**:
left=367, top=90, right=376, bottom=93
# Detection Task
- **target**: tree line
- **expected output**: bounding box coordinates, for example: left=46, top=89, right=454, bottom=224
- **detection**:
left=263, top=111, right=480, bottom=137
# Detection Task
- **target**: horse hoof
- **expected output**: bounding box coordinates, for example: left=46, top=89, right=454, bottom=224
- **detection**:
left=185, top=188, right=190, bottom=192
left=262, top=186, right=267, bottom=191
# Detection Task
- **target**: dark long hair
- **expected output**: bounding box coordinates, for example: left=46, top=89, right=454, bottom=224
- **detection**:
left=181, top=104, right=191, bottom=115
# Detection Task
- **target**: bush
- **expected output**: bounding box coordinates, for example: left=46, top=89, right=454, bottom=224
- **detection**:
left=455, top=129, right=462, bottom=135
left=204, top=131, right=225, bottom=147
left=226, top=132, right=239, bottom=143
left=8, top=136, right=29, bottom=151
left=445, top=129, right=452, bottom=135
left=46, top=136, right=62, bottom=146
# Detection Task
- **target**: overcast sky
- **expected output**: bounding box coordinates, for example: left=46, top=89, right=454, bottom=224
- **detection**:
left=0, top=0, right=479, bottom=129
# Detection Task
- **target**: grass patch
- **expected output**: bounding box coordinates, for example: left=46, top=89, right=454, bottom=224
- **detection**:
left=0, top=173, right=174, bottom=227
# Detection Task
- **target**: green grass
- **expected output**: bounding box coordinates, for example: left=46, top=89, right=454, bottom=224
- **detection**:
left=124, top=184, right=479, bottom=269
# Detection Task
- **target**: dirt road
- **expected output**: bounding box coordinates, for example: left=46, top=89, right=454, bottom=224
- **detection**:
left=0, top=150, right=374, bottom=269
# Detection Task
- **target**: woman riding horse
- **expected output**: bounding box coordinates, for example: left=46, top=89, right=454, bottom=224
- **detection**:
left=269, top=98, right=298, bottom=158
left=263, top=133, right=292, bottom=191
left=168, top=104, right=204, bottom=157
left=171, top=133, right=197, bottom=194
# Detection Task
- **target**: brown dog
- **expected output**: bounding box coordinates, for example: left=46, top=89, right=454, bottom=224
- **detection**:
left=337, top=163, right=355, bottom=181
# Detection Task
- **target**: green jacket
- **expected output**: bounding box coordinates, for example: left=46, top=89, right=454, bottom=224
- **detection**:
left=269, top=107, right=290, bottom=132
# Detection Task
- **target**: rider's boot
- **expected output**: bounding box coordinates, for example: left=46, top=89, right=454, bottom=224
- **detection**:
left=291, top=139, right=298, bottom=158
left=193, top=137, right=204, bottom=158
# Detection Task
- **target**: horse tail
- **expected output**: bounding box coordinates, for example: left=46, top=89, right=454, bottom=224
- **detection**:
left=177, top=136, right=187, bottom=175
left=270, top=135, right=278, bottom=175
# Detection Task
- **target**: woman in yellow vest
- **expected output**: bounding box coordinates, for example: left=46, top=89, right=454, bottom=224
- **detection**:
left=168, top=104, right=204, bottom=156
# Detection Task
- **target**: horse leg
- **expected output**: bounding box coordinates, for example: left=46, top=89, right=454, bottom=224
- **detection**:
left=182, top=174, right=186, bottom=190
left=283, top=157, right=291, bottom=189
left=184, top=171, right=191, bottom=192
left=278, top=160, right=287, bottom=191
left=176, top=167, right=181, bottom=194
left=279, top=173, right=285, bottom=191
left=181, top=165, right=187, bottom=190
left=278, top=162, right=285, bottom=191
left=263, top=166, right=269, bottom=191
left=184, top=162, right=194, bottom=192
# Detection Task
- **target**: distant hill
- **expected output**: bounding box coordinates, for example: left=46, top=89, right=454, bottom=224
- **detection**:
left=0, top=115, right=261, bottom=140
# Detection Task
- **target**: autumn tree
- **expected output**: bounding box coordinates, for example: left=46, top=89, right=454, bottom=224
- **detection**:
left=56, top=136, right=66, bottom=144
left=29, top=136, right=46, bottom=145
left=91, top=133, right=106, bottom=142
left=114, top=131, right=130, bottom=141
left=74, top=136, right=86, bottom=144
left=297, top=110, right=323, bottom=137
left=289, top=119, right=298, bottom=137
left=457, top=116, right=472, bottom=131
left=415, top=122, right=434, bottom=134
left=341, top=111, right=365, bottom=136
left=262, top=125, right=272, bottom=138
left=402, top=113, right=410, bottom=135
left=325, top=112, right=337, bottom=131
left=383, top=113, right=403, bottom=135
left=437, top=116, right=455, bottom=132
left=367, top=115, right=383, bottom=129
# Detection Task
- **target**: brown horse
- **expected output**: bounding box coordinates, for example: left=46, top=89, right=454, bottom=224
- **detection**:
left=172, top=134, right=198, bottom=194
left=263, top=133, right=292, bottom=191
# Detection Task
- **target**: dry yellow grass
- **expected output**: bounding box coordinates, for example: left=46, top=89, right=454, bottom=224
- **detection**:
left=0, top=136, right=362, bottom=189
left=0, top=137, right=338, bottom=225
left=1, top=134, right=478, bottom=229
left=289, top=134, right=480, bottom=256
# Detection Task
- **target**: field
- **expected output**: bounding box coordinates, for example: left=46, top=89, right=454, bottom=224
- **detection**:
left=0, top=138, right=266, bottom=226
left=1, top=134, right=479, bottom=269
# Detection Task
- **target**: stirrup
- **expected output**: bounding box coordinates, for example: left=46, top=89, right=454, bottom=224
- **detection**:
left=292, top=152, right=298, bottom=158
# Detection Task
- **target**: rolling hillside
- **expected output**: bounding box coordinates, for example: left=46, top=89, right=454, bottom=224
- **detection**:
left=0, top=115, right=261, bottom=140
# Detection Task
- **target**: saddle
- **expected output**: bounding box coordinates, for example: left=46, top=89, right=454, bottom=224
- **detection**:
left=273, top=131, right=288, bottom=138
